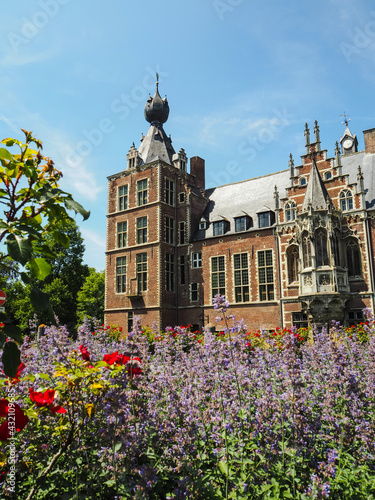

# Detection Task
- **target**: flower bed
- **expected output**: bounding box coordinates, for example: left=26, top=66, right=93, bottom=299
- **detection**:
left=0, top=304, right=375, bottom=499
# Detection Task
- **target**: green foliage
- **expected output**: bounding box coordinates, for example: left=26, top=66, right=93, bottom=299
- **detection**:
left=77, top=268, right=105, bottom=326
left=0, top=129, right=89, bottom=371
left=0, top=130, right=89, bottom=280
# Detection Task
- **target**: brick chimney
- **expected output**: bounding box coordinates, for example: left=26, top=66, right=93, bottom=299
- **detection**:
left=364, top=128, right=375, bottom=154
left=190, top=156, right=205, bottom=190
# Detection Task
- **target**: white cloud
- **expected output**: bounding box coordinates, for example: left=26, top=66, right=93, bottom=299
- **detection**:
left=0, top=47, right=57, bottom=67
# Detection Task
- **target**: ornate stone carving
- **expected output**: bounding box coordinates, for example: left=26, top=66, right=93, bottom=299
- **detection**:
left=304, top=275, right=312, bottom=286
left=319, top=274, right=331, bottom=285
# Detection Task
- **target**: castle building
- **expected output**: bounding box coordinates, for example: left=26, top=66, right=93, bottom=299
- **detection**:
left=105, top=84, right=375, bottom=333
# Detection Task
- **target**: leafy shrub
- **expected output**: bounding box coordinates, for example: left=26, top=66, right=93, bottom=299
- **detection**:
left=0, top=302, right=374, bottom=498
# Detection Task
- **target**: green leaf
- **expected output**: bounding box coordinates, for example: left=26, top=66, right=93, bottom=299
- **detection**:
left=2, top=341, right=21, bottom=378
left=64, top=198, right=90, bottom=221
left=114, top=442, right=122, bottom=452
left=219, top=461, right=229, bottom=476
left=53, top=230, right=70, bottom=248
left=6, top=234, right=33, bottom=266
left=30, top=286, right=50, bottom=313
left=20, top=272, right=32, bottom=284
left=2, top=324, right=23, bottom=343
left=3, top=139, right=15, bottom=147
left=29, top=258, right=51, bottom=280
left=0, top=148, right=13, bottom=161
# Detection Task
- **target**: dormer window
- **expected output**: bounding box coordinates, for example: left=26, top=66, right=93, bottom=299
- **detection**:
left=258, top=213, right=270, bottom=228
left=199, top=219, right=207, bottom=231
left=213, top=220, right=225, bottom=236
left=257, top=206, right=275, bottom=228
left=235, top=216, right=248, bottom=232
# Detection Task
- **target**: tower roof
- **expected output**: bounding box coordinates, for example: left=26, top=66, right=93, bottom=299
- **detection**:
left=137, top=81, right=175, bottom=165
left=301, top=158, right=332, bottom=211
left=144, top=81, right=169, bottom=125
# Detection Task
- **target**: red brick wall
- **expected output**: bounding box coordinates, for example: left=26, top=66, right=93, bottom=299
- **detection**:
left=364, top=128, right=375, bottom=154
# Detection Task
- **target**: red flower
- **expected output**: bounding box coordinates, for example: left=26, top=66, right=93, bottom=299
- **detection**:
left=103, top=351, right=119, bottom=365
left=29, top=388, right=66, bottom=414
left=103, top=352, right=142, bottom=376
left=0, top=399, right=29, bottom=441
left=79, top=345, right=90, bottom=361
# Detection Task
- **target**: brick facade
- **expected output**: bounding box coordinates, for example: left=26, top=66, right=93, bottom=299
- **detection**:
left=105, top=87, right=375, bottom=333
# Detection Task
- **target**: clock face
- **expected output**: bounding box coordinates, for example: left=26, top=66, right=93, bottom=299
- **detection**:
left=343, top=138, right=353, bottom=149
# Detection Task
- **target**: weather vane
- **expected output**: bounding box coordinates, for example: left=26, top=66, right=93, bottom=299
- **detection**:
left=340, top=112, right=350, bottom=126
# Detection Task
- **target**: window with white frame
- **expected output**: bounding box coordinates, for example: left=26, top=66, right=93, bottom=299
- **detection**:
left=324, top=171, right=332, bottom=180
left=190, top=283, right=198, bottom=302
left=180, top=255, right=186, bottom=285
left=179, top=221, right=186, bottom=245
left=258, top=212, right=271, bottom=228
left=233, top=253, right=249, bottom=303
left=166, top=253, right=175, bottom=292
left=136, top=253, right=147, bottom=292
left=165, top=217, right=174, bottom=244
left=116, top=256, right=127, bottom=293
left=199, top=220, right=207, bottom=230
left=211, top=256, right=225, bottom=297
left=136, top=217, right=147, bottom=244
left=285, top=201, right=297, bottom=222
left=235, top=216, right=247, bottom=232
left=118, top=185, right=128, bottom=211
left=192, top=251, right=202, bottom=268
left=179, top=192, right=185, bottom=203
left=258, top=250, right=274, bottom=301
left=137, top=179, right=148, bottom=206
left=165, top=178, right=175, bottom=206
left=340, top=190, right=353, bottom=211
left=117, top=221, right=127, bottom=248
left=213, top=220, right=225, bottom=236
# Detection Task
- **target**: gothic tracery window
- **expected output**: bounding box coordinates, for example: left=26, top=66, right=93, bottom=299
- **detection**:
left=302, top=232, right=312, bottom=268
left=287, top=246, right=299, bottom=284
left=346, top=239, right=362, bottom=277
left=332, top=231, right=341, bottom=267
left=285, top=202, right=297, bottom=222
left=340, top=190, right=353, bottom=211
left=315, top=229, right=329, bottom=267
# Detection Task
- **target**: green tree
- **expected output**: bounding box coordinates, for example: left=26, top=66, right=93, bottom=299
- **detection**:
left=3, top=220, right=90, bottom=332
left=0, top=129, right=89, bottom=375
left=38, top=219, right=90, bottom=328
left=77, top=268, right=105, bottom=325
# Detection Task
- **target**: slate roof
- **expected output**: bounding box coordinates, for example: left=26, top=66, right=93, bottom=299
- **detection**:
left=341, top=150, right=375, bottom=209
left=138, top=124, right=175, bottom=165
left=192, top=169, right=290, bottom=240
left=191, top=149, right=375, bottom=242
left=301, top=158, right=331, bottom=211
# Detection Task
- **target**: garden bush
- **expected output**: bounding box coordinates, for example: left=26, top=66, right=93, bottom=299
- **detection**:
left=0, top=299, right=375, bottom=499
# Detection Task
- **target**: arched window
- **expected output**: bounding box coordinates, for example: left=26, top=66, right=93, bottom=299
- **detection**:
left=315, top=229, right=329, bottom=267
left=300, top=177, right=307, bottom=186
left=302, top=232, right=312, bottom=268
left=285, top=201, right=297, bottom=222
left=332, top=231, right=341, bottom=267
left=287, top=246, right=299, bottom=284
left=324, top=171, right=332, bottom=181
left=346, top=239, right=361, bottom=277
left=340, top=190, right=353, bottom=211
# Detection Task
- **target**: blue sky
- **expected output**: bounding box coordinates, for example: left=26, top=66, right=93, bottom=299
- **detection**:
left=1, top=0, right=375, bottom=270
